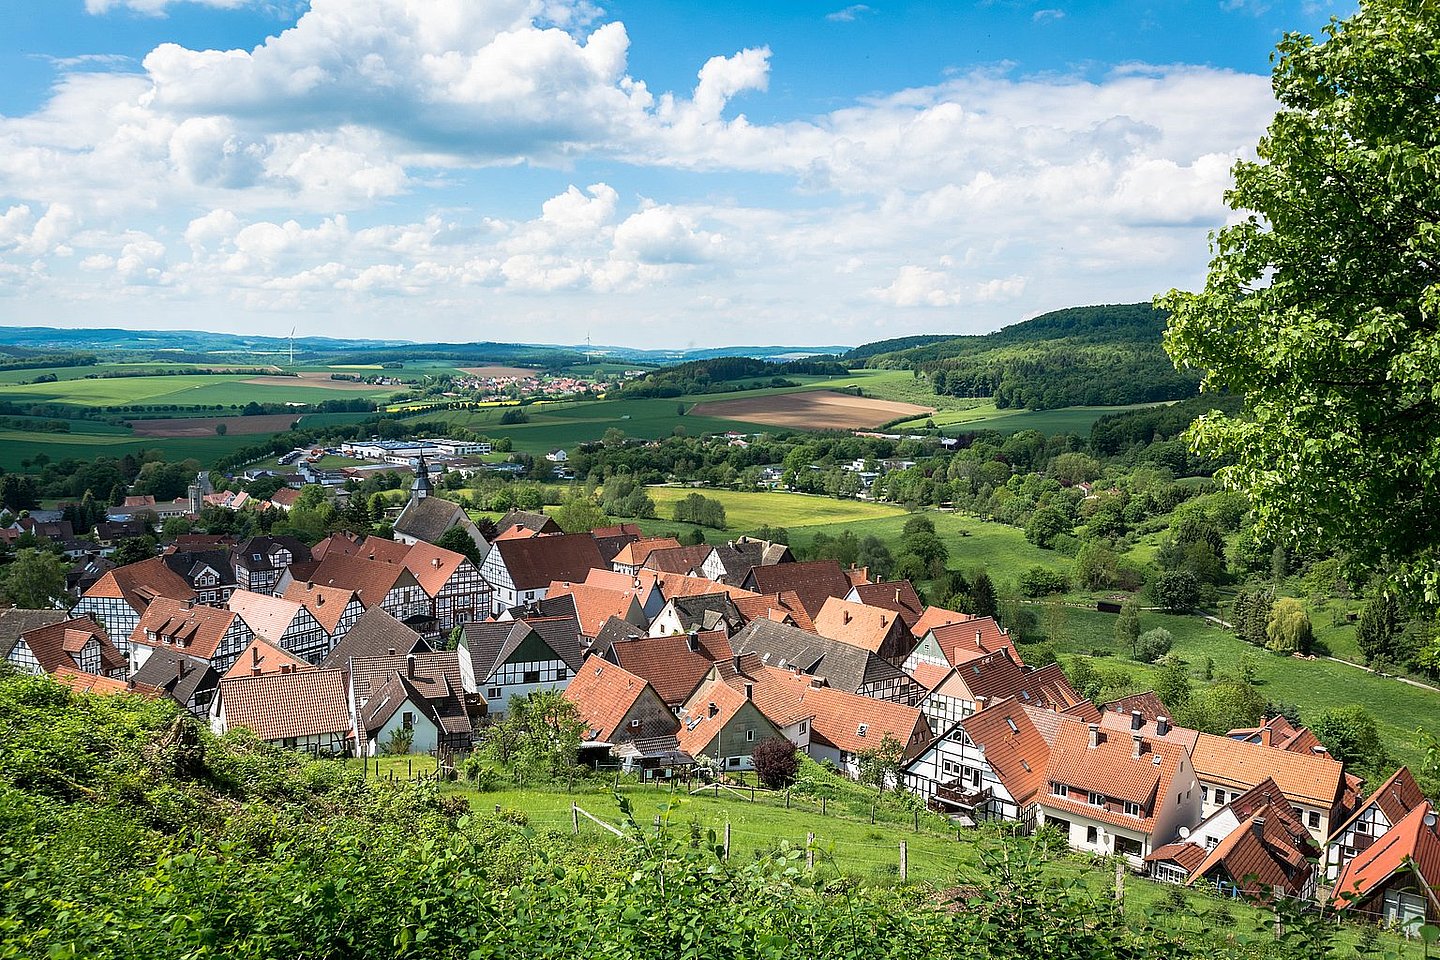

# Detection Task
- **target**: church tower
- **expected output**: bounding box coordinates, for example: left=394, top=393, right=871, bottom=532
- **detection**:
left=410, top=455, right=432, bottom=502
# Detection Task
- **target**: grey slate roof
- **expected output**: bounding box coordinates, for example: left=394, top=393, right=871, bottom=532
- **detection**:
left=590, top=615, right=645, bottom=658
left=728, top=618, right=911, bottom=695
left=233, top=536, right=312, bottom=573
left=668, top=594, right=745, bottom=634
left=393, top=497, right=467, bottom=545
left=495, top=510, right=561, bottom=536
left=349, top=651, right=477, bottom=736
left=463, top=617, right=586, bottom=681
left=130, top=651, right=218, bottom=710
left=321, top=606, right=431, bottom=670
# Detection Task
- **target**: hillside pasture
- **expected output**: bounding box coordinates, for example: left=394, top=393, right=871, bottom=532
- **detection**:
left=886, top=402, right=1170, bottom=436
left=460, top=365, right=541, bottom=378
left=689, top=390, right=933, bottom=430
left=243, top=372, right=394, bottom=392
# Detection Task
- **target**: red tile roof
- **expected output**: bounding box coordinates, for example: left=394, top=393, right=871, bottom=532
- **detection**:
left=908, top=660, right=950, bottom=691
left=612, top=537, right=683, bottom=568
left=223, top=637, right=311, bottom=681
left=563, top=656, right=657, bottom=741
left=743, top=560, right=853, bottom=619
left=642, top=545, right=713, bottom=575
left=959, top=697, right=1052, bottom=806
left=608, top=630, right=733, bottom=705
left=1191, top=732, right=1346, bottom=811
left=546, top=581, right=644, bottom=638
left=226, top=590, right=305, bottom=642
left=927, top=617, right=1016, bottom=666
left=676, top=676, right=756, bottom=757
left=1330, top=766, right=1427, bottom=842
left=812, top=597, right=905, bottom=654
left=1333, top=800, right=1440, bottom=910
left=1043, top=720, right=1191, bottom=833
left=403, top=541, right=472, bottom=597
left=52, top=669, right=157, bottom=697
left=314, top=532, right=410, bottom=564
left=20, top=617, right=125, bottom=676
left=281, top=580, right=358, bottom=634
left=730, top=591, right=815, bottom=632
left=130, top=598, right=241, bottom=661
left=84, top=557, right=195, bottom=610
left=307, top=555, right=409, bottom=609
left=493, top=533, right=606, bottom=592
left=910, top=605, right=974, bottom=639
left=1226, top=714, right=1323, bottom=754
left=847, top=580, right=925, bottom=629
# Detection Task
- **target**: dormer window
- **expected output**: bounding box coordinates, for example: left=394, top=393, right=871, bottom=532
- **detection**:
left=1050, top=782, right=1065, bottom=796
left=1123, top=801, right=1142, bottom=817
left=1089, top=791, right=1106, bottom=807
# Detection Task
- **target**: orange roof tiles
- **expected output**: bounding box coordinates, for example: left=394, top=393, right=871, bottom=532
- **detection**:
left=960, top=697, right=1052, bottom=805
left=731, top=591, right=815, bottom=632
left=315, top=532, right=409, bottom=564
left=403, top=541, right=471, bottom=597
left=21, top=617, right=125, bottom=676
left=676, top=676, right=754, bottom=757
left=910, top=605, right=974, bottom=639
left=847, top=580, right=924, bottom=628
left=928, top=617, right=1016, bottom=666
left=1191, top=732, right=1346, bottom=810
left=223, top=637, right=310, bottom=681
left=1044, top=720, right=1190, bottom=832
left=744, top=560, right=853, bottom=619
left=608, top=630, right=733, bottom=705
left=908, top=660, right=950, bottom=691
left=613, top=537, right=683, bottom=569
left=84, top=557, right=195, bottom=610
left=1333, top=800, right=1440, bottom=910
left=563, top=656, right=654, bottom=741
left=546, top=581, right=644, bottom=638
left=52, top=669, right=156, bottom=697
left=812, top=597, right=903, bottom=654
left=281, top=580, right=358, bottom=634
left=1330, top=766, right=1427, bottom=841
left=130, top=598, right=241, bottom=661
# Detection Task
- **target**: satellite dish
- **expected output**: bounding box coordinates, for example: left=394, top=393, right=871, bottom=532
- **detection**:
left=1178, top=826, right=1191, bottom=840
left=1425, top=813, right=1437, bottom=829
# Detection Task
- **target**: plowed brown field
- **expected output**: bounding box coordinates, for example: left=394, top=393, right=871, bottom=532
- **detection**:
left=688, top=390, right=932, bottom=429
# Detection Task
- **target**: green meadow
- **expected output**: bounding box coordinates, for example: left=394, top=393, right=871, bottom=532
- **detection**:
left=643, top=486, right=906, bottom=531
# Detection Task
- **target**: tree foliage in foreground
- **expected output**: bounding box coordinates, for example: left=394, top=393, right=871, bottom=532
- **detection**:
left=1161, top=0, right=1440, bottom=604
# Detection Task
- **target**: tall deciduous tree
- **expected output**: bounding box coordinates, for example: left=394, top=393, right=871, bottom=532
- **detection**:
left=0, top=548, right=70, bottom=610
left=1160, top=0, right=1440, bottom=604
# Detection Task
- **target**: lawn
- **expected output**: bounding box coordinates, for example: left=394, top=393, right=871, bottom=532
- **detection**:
left=1030, top=606, right=1440, bottom=769
left=347, top=757, right=1421, bottom=956
left=642, top=487, right=905, bottom=532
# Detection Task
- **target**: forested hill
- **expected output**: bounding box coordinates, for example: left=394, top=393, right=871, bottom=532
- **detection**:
left=619, top=355, right=848, bottom=398
left=853, top=303, right=1200, bottom=410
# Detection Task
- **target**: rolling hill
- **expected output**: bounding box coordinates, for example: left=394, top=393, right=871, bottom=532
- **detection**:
left=850, top=303, right=1199, bottom=410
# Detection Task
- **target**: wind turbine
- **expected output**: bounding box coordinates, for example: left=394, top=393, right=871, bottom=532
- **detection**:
left=288, top=325, right=296, bottom=368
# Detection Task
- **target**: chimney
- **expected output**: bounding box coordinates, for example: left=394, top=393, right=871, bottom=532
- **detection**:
left=1087, top=723, right=1100, bottom=749
left=176, top=658, right=186, bottom=680
left=843, top=611, right=851, bottom=625
left=708, top=701, right=718, bottom=717
left=432, top=558, right=441, bottom=568
left=252, top=645, right=261, bottom=666
left=1132, top=734, right=1143, bottom=759
left=387, top=647, right=396, bottom=656
left=732, top=654, right=742, bottom=673
left=1156, top=716, right=1170, bottom=737
left=1252, top=816, right=1267, bottom=839
left=975, top=630, right=983, bottom=649
left=686, top=630, right=699, bottom=652
left=743, top=682, right=754, bottom=699
left=1131, top=709, right=1143, bottom=731
left=810, top=677, right=823, bottom=689
left=894, top=588, right=901, bottom=604
left=316, top=594, right=325, bottom=606
left=406, top=654, right=416, bottom=679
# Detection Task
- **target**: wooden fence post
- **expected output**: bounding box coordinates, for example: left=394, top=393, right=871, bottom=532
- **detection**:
left=821, top=797, right=827, bottom=816
left=785, top=787, right=790, bottom=809
left=1114, top=861, right=1125, bottom=903
left=724, top=821, right=731, bottom=861
left=407, top=758, right=413, bottom=779
left=870, top=804, right=875, bottom=824
left=899, top=841, right=908, bottom=882
left=572, top=803, right=580, bottom=835
left=806, top=832, right=815, bottom=870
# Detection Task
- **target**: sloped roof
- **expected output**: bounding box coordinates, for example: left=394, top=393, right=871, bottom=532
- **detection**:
left=1227, top=714, right=1323, bottom=754
left=463, top=617, right=586, bottom=681
left=359, top=670, right=430, bottom=736
left=52, top=669, right=156, bottom=697
left=812, top=597, right=905, bottom=653
left=0, top=608, right=70, bottom=659
left=233, top=535, right=311, bottom=572
left=226, top=589, right=304, bottom=642
left=910, top=605, right=975, bottom=639
left=1333, top=801, right=1440, bottom=910
left=218, top=668, right=352, bottom=741
left=404, top=541, right=479, bottom=598
left=1146, top=841, right=1209, bottom=873
left=314, top=531, right=410, bottom=564
left=1101, top=691, right=1174, bottom=723
left=223, top=636, right=310, bottom=681
left=960, top=697, right=1053, bottom=805
left=496, top=510, right=561, bottom=536
left=1044, top=720, right=1191, bottom=833
left=322, top=606, right=428, bottom=670
left=162, top=549, right=236, bottom=587
left=393, top=497, right=467, bottom=545
left=282, top=580, right=359, bottom=634
left=564, top=656, right=675, bottom=742
left=590, top=615, right=646, bottom=656
left=715, top=658, right=930, bottom=757
left=936, top=653, right=1081, bottom=711
left=348, top=650, right=475, bottom=735
left=1098, top=709, right=1200, bottom=751
left=653, top=573, right=755, bottom=602
left=642, top=545, right=713, bottom=575
left=731, top=591, right=817, bottom=633
left=493, top=533, right=605, bottom=592
left=928, top=617, right=1016, bottom=666
left=307, top=554, right=410, bottom=609
left=848, top=580, right=925, bottom=629
left=84, top=557, right=195, bottom=611
left=675, top=676, right=756, bottom=757
left=546, top=581, right=644, bottom=638
left=130, top=598, right=242, bottom=661
left=1330, top=766, right=1427, bottom=841
left=612, top=537, right=682, bottom=569
left=908, top=660, right=950, bottom=691
left=608, top=629, right=733, bottom=706
left=729, top=618, right=913, bottom=696
left=664, top=593, right=745, bottom=634
left=743, top=560, right=853, bottom=619
left=1191, top=732, right=1346, bottom=810
left=19, top=617, right=125, bottom=676
left=130, top=650, right=218, bottom=708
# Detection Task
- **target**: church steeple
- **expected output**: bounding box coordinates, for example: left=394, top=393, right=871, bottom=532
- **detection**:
left=411, top=455, right=432, bottom=502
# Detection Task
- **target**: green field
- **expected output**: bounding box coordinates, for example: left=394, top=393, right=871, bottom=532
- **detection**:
left=888, top=401, right=1169, bottom=436
left=406, top=397, right=763, bottom=454
left=643, top=486, right=905, bottom=531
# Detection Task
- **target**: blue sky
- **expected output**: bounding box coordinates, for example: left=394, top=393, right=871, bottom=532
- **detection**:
left=0, top=0, right=1353, bottom=348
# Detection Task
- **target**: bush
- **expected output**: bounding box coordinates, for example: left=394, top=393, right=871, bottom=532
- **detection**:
left=1018, top=566, right=1070, bottom=597
left=751, top=736, right=801, bottom=789
left=1134, top=628, right=1174, bottom=664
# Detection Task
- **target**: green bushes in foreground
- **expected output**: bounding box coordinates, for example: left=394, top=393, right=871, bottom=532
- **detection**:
left=0, top=674, right=1419, bottom=960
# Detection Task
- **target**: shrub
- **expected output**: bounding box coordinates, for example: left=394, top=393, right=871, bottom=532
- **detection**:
left=751, top=736, right=801, bottom=789
left=1134, top=628, right=1174, bottom=664
left=1018, top=566, right=1069, bottom=597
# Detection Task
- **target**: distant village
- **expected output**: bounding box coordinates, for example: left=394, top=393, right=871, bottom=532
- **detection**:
left=0, top=458, right=1435, bottom=931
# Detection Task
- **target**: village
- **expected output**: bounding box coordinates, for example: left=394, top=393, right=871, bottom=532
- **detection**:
left=1, top=458, right=1434, bottom=934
